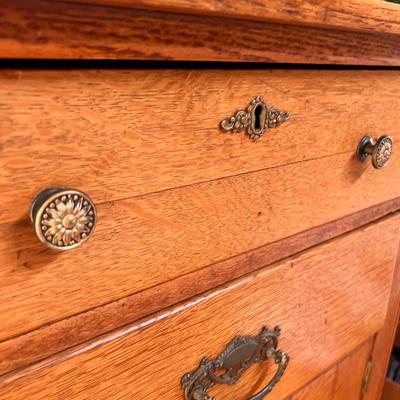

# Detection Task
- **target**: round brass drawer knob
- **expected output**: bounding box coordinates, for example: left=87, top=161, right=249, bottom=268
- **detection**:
left=357, top=135, right=393, bottom=169
left=30, top=188, right=96, bottom=250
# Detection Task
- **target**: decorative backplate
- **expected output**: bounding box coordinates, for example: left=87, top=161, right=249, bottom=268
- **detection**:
left=30, top=188, right=96, bottom=250
left=181, top=326, right=289, bottom=400
left=220, top=97, right=290, bottom=140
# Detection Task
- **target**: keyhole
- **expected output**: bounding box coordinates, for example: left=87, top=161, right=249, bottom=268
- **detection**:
left=254, top=104, right=262, bottom=131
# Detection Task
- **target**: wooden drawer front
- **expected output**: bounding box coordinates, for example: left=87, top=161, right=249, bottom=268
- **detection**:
left=1, top=69, right=400, bottom=225
left=1, top=69, right=400, bottom=342
left=1, top=215, right=398, bottom=399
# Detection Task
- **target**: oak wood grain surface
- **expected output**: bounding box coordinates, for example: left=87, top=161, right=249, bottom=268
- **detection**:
left=289, top=338, right=374, bottom=400
left=2, top=68, right=400, bottom=226
left=63, top=0, right=400, bottom=35
left=2, top=1, right=400, bottom=64
left=364, top=241, right=400, bottom=400
left=0, top=216, right=398, bottom=398
left=0, top=201, right=398, bottom=377
left=2, top=150, right=400, bottom=342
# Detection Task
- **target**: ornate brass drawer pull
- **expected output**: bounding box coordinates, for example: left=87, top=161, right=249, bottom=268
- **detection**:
left=220, top=96, right=290, bottom=140
left=30, top=188, right=96, bottom=250
left=357, top=135, right=393, bottom=169
left=181, top=326, right=289, bottom=400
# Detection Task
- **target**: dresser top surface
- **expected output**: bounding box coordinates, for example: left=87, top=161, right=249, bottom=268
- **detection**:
left=2, top=0, right=400, bottom=65
left=63, top=0, right=400, bottom=36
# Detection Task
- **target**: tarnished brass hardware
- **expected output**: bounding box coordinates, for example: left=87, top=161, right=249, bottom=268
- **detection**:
left=30, top=188, right=96, bottom=251
left=220, top=96, right=290, bottom=140
left=357, top=135, right=393, bottom=169
left=181, top=326, right=289, bottom=400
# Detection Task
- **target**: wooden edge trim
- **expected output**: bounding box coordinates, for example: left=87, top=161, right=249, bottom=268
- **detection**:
left=364, top=236, right=400, bottom=399
left=61, top=0, right=400, bottom=37
left=1, top=1, right=400, bottom=65
left=0, top=198, right=399, bottom=380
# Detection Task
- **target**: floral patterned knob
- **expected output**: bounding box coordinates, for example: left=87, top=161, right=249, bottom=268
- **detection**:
left=30, top=188, right=96, bottom=250
left=357, top=135, right=394, bottom=169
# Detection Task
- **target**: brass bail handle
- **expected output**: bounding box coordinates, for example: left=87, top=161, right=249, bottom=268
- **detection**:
left=181, top=326, right=289, bottom=400
left=248, top=351, right=289, bottom=400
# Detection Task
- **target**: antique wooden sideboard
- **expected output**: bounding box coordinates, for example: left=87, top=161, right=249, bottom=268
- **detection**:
left=1, top=1, right=400, bottom=399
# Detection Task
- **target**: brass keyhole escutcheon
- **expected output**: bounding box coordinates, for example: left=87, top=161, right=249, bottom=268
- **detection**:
left=220, top=96, right=290, bottom=140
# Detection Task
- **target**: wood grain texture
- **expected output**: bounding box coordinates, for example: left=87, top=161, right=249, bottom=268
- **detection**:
left=0, top=216, right=398, bottom=398
left=364, top=241, right=400, bottom=400
left=290, top=338, right=374, bottom=400
left=2, top=69, right=400, bottom=226
left=0, top=201, right=398, bottom=377
left=2, top=152, right=400, bottom=342
left=63, top=0, right=400, bottom=35
left=2, top=1, right=400, bottom=64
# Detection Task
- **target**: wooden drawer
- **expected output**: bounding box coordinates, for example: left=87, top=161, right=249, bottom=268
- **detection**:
left=2, top=69, right=400, bottom=224
left=1, top=215, right=399, bottom=399
left=1, top=69, right=400, bottom=343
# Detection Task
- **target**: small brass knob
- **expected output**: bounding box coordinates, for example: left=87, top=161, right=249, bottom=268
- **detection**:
left=357, top=135, right=393, bottom=169
left=30, top=188, right=96, bottom=250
